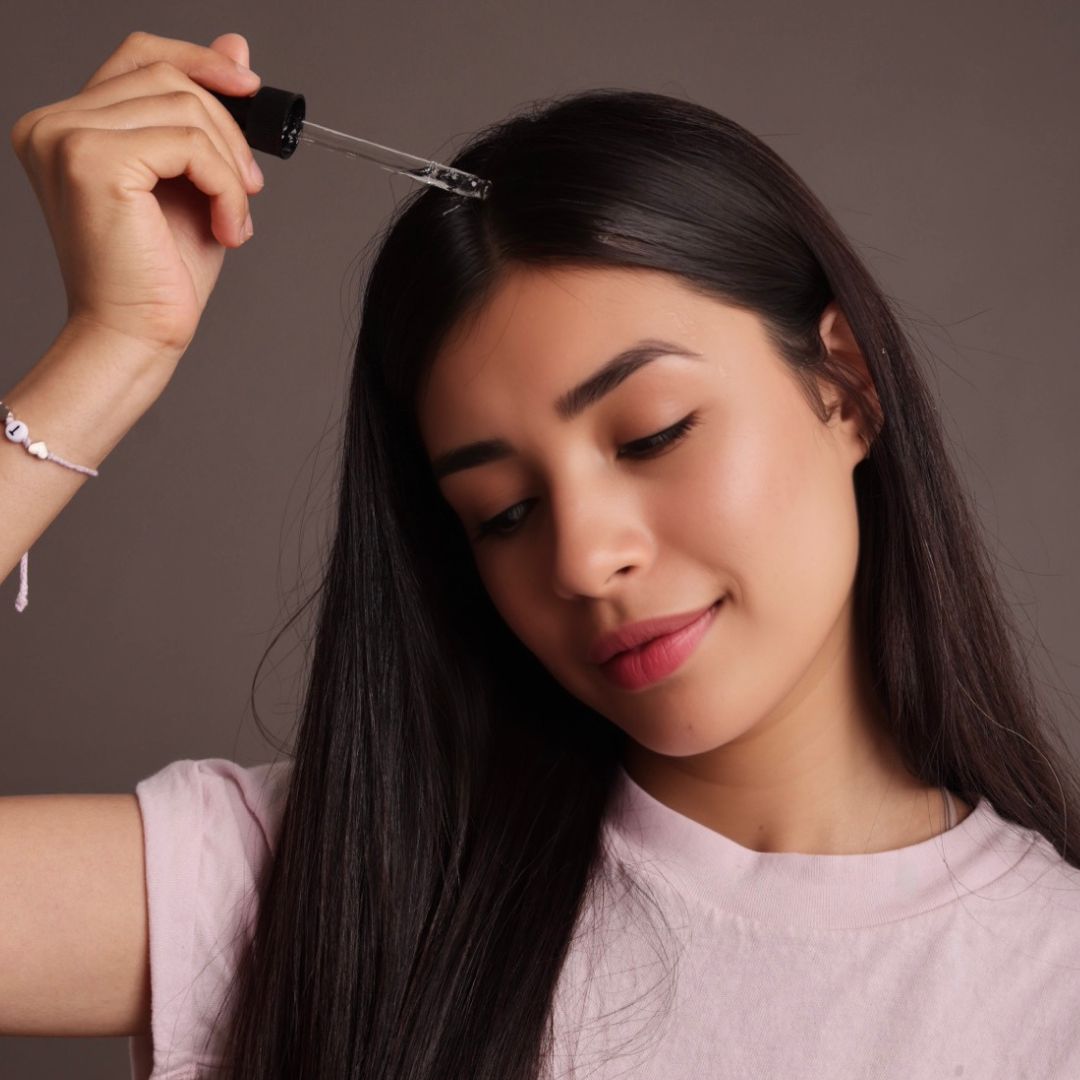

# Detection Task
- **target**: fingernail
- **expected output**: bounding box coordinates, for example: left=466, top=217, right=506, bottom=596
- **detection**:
left=233, top=61, right=261, bottom=82
left=247, top=157, right=264, bottom=187
left=242, top=212, right=254, bottom=240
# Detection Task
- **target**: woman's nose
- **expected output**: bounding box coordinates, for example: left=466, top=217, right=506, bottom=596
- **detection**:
left=549, top=487, right=655, bottom=601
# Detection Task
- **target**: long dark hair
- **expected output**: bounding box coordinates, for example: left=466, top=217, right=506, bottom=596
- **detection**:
left=200, top=89, right=1080, bottom=1079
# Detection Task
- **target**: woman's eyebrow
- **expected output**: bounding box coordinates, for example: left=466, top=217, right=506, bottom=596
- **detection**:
left=430, top=338, right=703, bottom=481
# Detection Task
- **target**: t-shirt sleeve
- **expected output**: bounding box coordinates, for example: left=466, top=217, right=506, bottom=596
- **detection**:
left=127, top=756, right=293, bottom=1080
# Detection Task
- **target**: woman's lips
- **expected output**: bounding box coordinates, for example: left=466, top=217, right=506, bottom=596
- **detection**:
left=598, top=597, right=724, bottom=691
left=588, top=598, right=723, bottom=664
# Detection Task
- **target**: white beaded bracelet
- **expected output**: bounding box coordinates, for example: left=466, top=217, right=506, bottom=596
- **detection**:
left=1, top=399, right=99, bottom=613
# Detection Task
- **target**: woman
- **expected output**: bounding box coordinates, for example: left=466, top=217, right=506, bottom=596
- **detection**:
left=3, top=29, right=1078, bottom=1080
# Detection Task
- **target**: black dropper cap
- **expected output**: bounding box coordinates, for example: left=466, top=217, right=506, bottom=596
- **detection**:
left=209, top=86, right=306, bottom=159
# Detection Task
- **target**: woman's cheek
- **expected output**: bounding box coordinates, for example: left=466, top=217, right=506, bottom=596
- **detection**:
left=667, top=424, right=776, bottom=580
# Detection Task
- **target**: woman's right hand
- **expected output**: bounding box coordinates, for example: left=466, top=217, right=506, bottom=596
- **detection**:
left=9, top=30, right=266, bottom=366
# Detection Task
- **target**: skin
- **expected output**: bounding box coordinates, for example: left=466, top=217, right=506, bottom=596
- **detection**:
left=417, top=263, right=974, bottom=855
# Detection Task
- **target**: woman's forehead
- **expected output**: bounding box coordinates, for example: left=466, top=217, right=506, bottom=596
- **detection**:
left=416, top=265, right=767, bottom=451
left=427, top=265, right=752, bottom=389
left=456, top=264, right=698, bottom=331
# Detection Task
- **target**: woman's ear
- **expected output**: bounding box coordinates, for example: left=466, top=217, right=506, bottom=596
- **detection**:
left=817, top=301, right=884, bottom=454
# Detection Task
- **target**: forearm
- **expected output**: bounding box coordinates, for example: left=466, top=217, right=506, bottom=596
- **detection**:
left=0, top=320, right=177, bottom=591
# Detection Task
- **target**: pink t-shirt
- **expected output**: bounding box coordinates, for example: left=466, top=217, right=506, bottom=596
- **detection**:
left=129, top=756, right=1080, bottom=1079
left=128, top=758, right=292, bottom=1080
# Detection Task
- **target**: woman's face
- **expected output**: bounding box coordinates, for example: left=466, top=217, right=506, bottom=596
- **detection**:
left=417, top=263, right=871, bottom=759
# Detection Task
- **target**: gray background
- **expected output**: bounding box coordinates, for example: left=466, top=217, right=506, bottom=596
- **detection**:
left=2, top=1, right=1077, bottom=1075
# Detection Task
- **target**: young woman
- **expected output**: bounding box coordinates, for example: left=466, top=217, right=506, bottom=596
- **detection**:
left=3, top=28, right=1079, bottom=1080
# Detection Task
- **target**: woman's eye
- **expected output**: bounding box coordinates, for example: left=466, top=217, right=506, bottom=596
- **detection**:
left=472, top=411, right=701, bottom=543
left=618, top=410, right=701, bottom=460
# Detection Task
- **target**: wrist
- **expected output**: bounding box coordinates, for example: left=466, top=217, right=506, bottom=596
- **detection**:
left=58, top=314, right=185, bottom=395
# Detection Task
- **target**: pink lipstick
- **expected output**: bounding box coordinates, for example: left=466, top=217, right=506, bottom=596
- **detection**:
left=598, top=598, right=724, bottom=691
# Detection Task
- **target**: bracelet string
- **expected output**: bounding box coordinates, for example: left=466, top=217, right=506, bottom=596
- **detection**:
left=1, top=399, right=99, bottom=613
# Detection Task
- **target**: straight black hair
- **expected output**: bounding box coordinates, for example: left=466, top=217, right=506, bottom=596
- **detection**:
left=198, top=88, right=1080, bottom=1079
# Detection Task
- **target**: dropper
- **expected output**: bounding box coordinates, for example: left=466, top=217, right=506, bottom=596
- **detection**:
left=209, top=85, right=491, bottom=200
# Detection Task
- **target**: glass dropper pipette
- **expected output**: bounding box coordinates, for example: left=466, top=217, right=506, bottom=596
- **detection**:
left=297, top=119, right=490, bottom=199
left=209, top=85, right=491, bottom=200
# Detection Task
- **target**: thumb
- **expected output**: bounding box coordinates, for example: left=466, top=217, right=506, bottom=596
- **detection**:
left=207, top=32, right=252, bottom=71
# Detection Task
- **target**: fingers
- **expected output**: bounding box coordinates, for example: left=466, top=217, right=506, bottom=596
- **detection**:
left=61, top=123, right=252, bottom=248
left=207, top=32, right=251, bottom=72
left=7, top=29, right=265, bottom=254
left=80, top=30, right=263, bottom=190
left=23, top=59, right=264, bottom=195
left=30, top=94, right=255, bottom=246
left=81, top=30, right=260, bottom=96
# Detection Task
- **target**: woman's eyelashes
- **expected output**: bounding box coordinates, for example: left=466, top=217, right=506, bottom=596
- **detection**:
left=472, top=411, right=702, bottom=542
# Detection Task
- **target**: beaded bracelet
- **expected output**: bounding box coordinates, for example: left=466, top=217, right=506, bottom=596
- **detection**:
left=1, top=399, right=99, bottom=613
